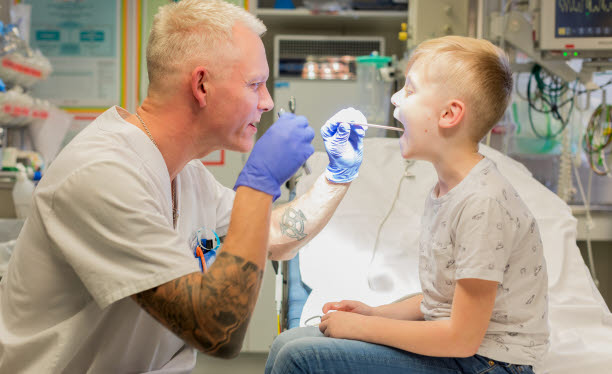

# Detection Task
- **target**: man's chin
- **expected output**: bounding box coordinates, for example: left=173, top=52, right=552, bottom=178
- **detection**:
left=229, top=141, right=255, bottom=154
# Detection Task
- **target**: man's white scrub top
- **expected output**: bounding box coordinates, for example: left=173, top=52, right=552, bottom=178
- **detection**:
left=0, top=107, right=235, bottom=373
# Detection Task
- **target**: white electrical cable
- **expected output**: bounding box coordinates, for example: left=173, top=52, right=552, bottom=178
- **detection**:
left=572, top=158, right=599, bottom=288
left=562, top=86, right=600, bottom=287
left=367, top=161, right=412, bottom=288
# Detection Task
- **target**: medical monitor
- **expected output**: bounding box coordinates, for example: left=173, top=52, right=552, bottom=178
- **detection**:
left=539, top=0, right=612, bottom=57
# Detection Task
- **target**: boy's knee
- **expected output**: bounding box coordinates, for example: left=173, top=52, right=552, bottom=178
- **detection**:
left=269, top=332, right=288, bottom=352
left=274, top=339, right=317, bottom=372
left=268, top=327, right=325, bottom=373
left=271, top=328, right=304, bottom=352
left=273, top=327, right=322, bottom=349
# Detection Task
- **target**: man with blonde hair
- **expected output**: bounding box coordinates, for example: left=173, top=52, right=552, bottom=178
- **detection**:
left=0, top=0, right=368, bottom=372
left=266, top=35, right=548, bottom=374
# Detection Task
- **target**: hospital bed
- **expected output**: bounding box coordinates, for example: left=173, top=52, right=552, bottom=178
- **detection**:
left=284, top=138, right=612, bottom=374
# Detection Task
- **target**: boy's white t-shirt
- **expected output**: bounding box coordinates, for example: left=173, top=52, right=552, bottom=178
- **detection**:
left=0, top=107, right=235, bottom=373
left=419, top=156, right=549, bottom=365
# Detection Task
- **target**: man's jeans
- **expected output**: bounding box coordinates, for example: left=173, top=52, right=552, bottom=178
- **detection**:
left=265, top=327, right=535, bottom=374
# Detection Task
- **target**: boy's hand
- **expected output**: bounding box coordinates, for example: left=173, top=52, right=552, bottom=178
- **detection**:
left=319, top=311, right=367, bottom=339
left=321, top=108, right=367, bottom=184
left=322, top=300, right=373, bottom=316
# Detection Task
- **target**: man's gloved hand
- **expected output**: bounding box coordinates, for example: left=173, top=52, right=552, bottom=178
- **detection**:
left=321, top=108, right=367, bottom=183
left=234, top=113, right=314, bottom=201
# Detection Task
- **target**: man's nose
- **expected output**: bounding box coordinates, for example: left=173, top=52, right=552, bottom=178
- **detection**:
left=259, top=85, right=274, bottom=112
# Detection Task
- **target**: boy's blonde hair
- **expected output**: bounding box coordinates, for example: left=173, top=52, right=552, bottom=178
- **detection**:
left=147, top=0, right=266, bottom=92
left=408, top=35, right=513, bottom=142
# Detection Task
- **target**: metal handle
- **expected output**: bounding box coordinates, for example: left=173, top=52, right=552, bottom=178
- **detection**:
left=289, top=96, right=296, bottom=114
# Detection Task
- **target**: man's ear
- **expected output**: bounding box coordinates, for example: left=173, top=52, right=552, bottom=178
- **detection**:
left=439, top=99, right=465, bottom=129
left=191, top=66, right=208, bottom=108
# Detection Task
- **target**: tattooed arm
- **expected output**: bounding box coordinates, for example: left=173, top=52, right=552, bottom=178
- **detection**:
left=268, top=174, right=350, bottom=261
left=132, top=187, right=271, bottom=359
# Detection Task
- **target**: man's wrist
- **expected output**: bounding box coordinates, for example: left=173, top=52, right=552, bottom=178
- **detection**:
left=235, top=185, right=275, bottom=202
left=324, top=176, right=352, bottom=185
left=324, top=168, right=358, bottom=184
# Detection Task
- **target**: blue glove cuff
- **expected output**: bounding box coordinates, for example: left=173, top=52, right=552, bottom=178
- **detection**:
left=325, top=167, right=359, bottom=184
left=234, top=169, right=281, bottom=201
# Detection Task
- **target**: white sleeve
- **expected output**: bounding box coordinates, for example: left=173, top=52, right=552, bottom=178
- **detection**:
left=453, top=196, right=513, bottom=283
left=38, top=161, right=199, bottom=309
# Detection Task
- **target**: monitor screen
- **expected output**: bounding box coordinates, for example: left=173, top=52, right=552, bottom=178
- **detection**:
left=539, top=0, right=612, bottom=52
left=555, top=2, right=612, bottom=38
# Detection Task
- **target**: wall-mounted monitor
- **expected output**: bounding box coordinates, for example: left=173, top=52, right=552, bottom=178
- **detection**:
left=539, top=0, right=612, bottom=54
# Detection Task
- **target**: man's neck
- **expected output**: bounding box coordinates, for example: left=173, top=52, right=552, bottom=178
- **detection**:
left=130, top=97, right=211, bottom=180
left=431, top=143, right=482, bottom=198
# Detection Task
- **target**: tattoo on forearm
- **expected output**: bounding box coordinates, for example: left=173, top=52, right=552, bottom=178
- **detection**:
left=280, top=207, right=308, bottom=241
left=132, top=252, right=263, bottom=357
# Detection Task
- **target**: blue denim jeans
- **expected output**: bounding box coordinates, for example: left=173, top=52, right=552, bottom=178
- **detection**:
left=265, top=327, right=535, bottom=374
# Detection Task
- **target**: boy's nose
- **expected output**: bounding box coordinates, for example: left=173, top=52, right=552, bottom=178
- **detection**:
left=391, top=91, right=400, bottom=107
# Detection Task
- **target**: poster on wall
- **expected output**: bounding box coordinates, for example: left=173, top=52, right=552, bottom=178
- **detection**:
left=24, top=0, right=122, bottom=108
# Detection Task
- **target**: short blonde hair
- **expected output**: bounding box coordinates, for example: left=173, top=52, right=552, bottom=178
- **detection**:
left=146, top=0, right=266, bottom=91
left=408, top=36, right=513, bottom=142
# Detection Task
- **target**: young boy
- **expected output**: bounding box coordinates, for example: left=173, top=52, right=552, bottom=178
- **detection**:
left=265, top=36, right=549, bottom=374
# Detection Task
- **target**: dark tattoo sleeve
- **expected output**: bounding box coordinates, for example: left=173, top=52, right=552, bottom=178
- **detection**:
left=132, top=252, right=264, bottom=358
left=279, top=207, right=308, bottom=241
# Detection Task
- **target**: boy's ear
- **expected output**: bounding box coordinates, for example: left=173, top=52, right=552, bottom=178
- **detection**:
left=439, top=99, right=465, bottom=129
left=191, top=66, right=208, bottom=108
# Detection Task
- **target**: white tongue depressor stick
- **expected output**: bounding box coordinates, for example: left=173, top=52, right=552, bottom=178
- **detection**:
left=350, top=123, right=404, bottom=132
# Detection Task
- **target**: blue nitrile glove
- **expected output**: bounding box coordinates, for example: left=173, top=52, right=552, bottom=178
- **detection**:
left=234, top=113, right=314, bottom=201
left=321, top=107, right=367, bottom=183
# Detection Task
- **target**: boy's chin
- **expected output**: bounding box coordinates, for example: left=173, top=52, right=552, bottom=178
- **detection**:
left=399, top=144, right=427, bottom=161
left=399, top=139, right=414, bottom=159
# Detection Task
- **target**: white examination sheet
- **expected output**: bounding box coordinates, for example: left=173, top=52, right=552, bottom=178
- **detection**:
left=296, top=138, right=612, bottom=373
